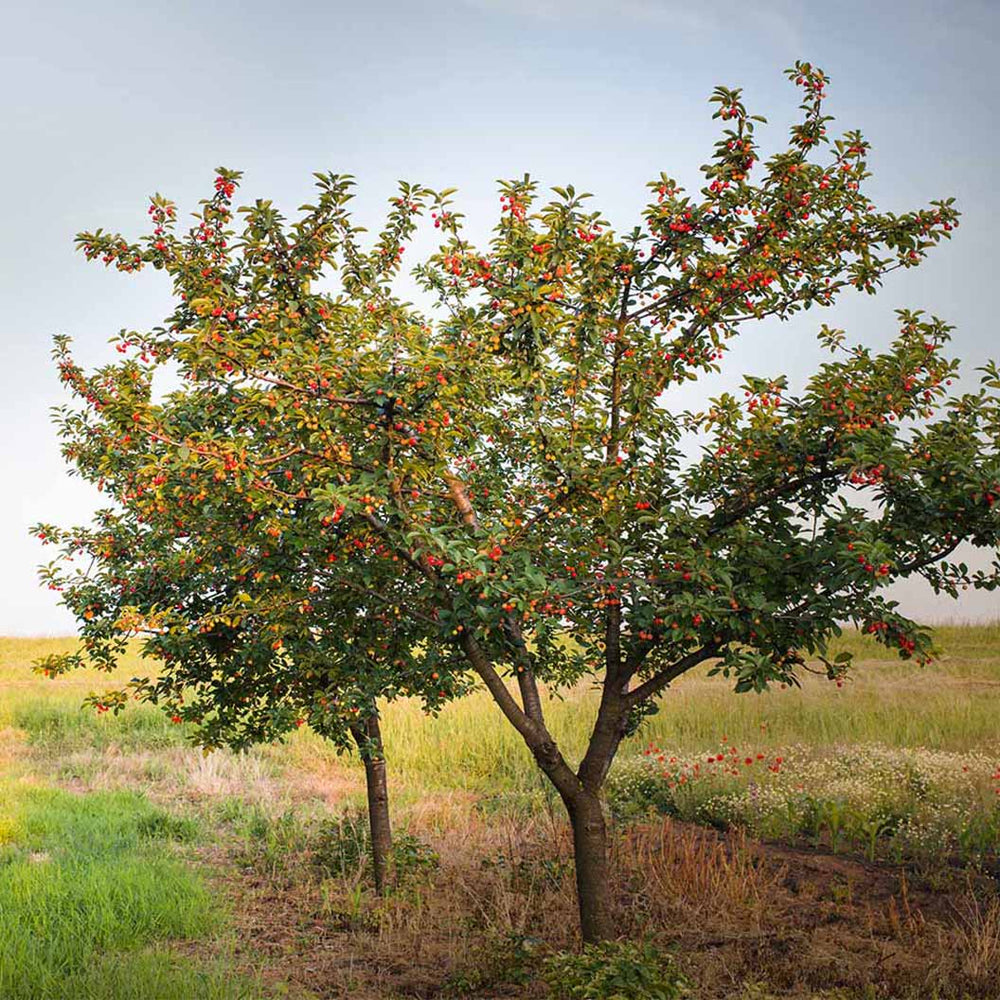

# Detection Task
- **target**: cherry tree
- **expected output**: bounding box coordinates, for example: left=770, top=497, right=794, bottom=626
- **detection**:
left=39, top=63, right=999, bottom=940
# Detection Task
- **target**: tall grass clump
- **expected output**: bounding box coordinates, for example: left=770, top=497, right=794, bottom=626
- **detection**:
left=0, top=782, right=256, bottom=999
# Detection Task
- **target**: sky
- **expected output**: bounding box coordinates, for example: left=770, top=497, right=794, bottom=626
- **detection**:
left=2, top=0, right=998, bottom=634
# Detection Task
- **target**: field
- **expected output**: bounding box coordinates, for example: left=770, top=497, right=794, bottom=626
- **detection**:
left=1, top=626, right=999, bottom=999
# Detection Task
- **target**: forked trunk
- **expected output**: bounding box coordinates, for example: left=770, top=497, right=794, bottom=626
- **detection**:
left=456, top=629, right=623, bottom=943
left=566, top=790, right=614, bottom=943
left=351, top=711, right=393, bottom=896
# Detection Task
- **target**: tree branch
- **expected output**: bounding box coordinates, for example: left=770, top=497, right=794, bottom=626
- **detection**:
left=624, top=642, right=720, bottom=709
left=458, top=630, right=579, bottom=800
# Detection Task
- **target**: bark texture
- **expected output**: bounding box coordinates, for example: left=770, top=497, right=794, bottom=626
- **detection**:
left=351, top=711, right=393, bottom=896
left=567, top=790, right=615, bottom=943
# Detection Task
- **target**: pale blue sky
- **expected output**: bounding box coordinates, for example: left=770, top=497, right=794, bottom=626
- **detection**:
left=3, top=0, right=998, bottom=633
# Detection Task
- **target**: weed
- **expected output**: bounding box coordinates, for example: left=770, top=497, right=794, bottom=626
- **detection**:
left=393, top=831, right=440, bottom=880
left=442, top=931, right=543, bottom=995
left=312, top=811, right=369, bottom=880
left=231, top=807, right=305, bottom=881
left=543, top=940, right=691, bottom=1000
left=312, top=810, right=440, bottom=887
left=136, top=807, right=199, bottom=842
left=480, top=850, right=572, bottom=893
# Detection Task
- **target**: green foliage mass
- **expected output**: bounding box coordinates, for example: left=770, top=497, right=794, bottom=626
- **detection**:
left=543, top=940, right=691, bottom=999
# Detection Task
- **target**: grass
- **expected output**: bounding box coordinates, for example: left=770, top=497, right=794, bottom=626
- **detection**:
left=4, top=627, right=999, bottom=800
left=44, top=951, right=263, bottom=1000
left=0, top=781, right=261, bottom=999
left=13, top=699, right=190, bottom=752
left=0, top=637, right=188, bottom=754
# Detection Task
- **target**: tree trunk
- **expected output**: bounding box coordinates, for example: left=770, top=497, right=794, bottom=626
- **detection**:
left=351, top=711, right=392, bottom=896
left=459, top=629, right=719, bottom=945
left=457, top=630, right=619, bottom=943
left=566, top=790, right=615, bottom=943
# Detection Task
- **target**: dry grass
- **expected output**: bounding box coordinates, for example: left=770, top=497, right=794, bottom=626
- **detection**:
left=202, top=807, right=1000, bottom=999
left=950, top=891, right=1000, bottom=985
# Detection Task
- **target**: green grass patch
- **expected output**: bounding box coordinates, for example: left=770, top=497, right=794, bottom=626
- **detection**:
left=48, top=950, right=262, bottom=1000
left=13, top=700, right=190, bottom=753
left=0, top=782, right=260, bottom=1000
